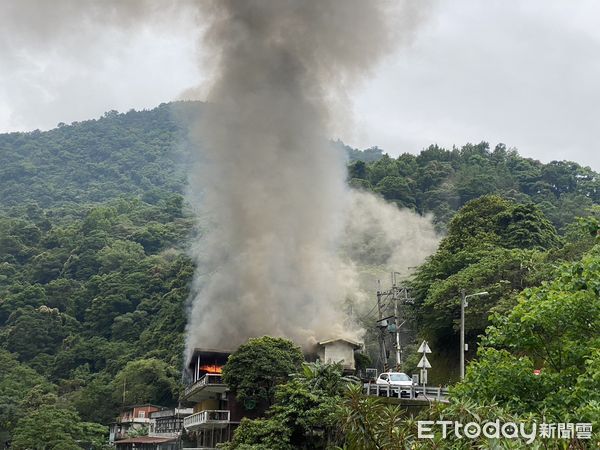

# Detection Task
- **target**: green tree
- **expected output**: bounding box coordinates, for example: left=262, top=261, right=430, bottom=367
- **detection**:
left=4, top=306, right=77, bottom=362
left=348, top=160, right=368, bottom=180
left=96, top=240, right=146, bottom=274
left=11, top=405, right=108, bottom=450
left=375, top=176, right=416, bottom=208
left=0, top=350, right=54, bottom=434
left=84, top=293, right=132, bottom=337
left=367, top=154, right=398, bottom=186
left=411, top=195, right=560, bottom=381
left=225, top=362, right=351, bottom=450
left=68, top=373, right=117, bottom=424
left=111, top=358, right=180, bottom=406
left=0, top=283, right=47, bottom=323
left=222, top=336, right=304, bottom=408
left=453, top=243, right=600, bottom=422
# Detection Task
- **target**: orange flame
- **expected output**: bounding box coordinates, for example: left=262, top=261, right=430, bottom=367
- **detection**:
left=199, top=364, right=223, bottom=374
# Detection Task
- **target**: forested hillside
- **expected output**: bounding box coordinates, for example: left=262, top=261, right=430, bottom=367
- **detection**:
left=0, top=102, right=199, bottom=208
left=348, top=143, right=599, bottom=232
left=0, top=198, right=192, bottom=445
left=1, top=104, right=599, bottom=446
left=1, top=102, right=598, bottom=231
left=408, top=196, right=598, bottom=383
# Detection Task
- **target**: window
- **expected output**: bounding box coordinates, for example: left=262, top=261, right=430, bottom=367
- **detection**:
left=138, top=411, right=145, bottom=418
left=380, top=374, right=388, bottom=381
left=389, top=373, right=411, bottom=382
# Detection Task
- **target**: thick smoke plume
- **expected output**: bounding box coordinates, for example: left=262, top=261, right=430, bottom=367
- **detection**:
left=1, top=0, right=438, bottom=357
left=342, top=190, right=439, bottom=277
left=185, top=0, right=437, bottom=358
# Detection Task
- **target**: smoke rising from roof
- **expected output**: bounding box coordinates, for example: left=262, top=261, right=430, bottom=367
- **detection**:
left=184, top=0, right=437, bottom=359
left=1, top=0, right=438, bottom=357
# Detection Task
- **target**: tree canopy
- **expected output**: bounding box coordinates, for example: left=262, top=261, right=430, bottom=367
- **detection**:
left=222, top=336, right=304, bottom=409
left=452, top=237, right=600, bottom=433
left=1, top=104, right=599, bottom=446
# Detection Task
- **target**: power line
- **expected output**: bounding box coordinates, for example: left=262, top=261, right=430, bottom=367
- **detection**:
left=356, top=302, right=379, bottom=322
left=374, top=272, right=414, bottom=372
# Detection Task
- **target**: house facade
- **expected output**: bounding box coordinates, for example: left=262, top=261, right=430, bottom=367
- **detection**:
left=109, top=404, right=163, bottom=444
left=113, top=436, right=178, bottom=450
left=316, top=338, right=362, bottom=372
left=180, top=348, right=262, bottom=449
left=178, top=342, right=363, bottom=448
left=149, top=407, right=193, bottom=439
left=110, top=405, right=193, bottom=449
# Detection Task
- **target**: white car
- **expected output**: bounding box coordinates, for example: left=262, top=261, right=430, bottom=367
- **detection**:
left=375, top=372, right=415, bottom=397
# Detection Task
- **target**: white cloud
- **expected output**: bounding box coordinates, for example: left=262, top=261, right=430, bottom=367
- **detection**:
left=0, top=0, right=598, bottom=170
left=350, top=0, right=600, bottom=170
left=0, top=2, right=202, bottom=131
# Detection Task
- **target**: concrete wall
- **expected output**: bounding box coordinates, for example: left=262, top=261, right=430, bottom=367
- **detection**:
left=319, top=341, right=355, bottom=370
left=194, top=398, right=219, bottom=413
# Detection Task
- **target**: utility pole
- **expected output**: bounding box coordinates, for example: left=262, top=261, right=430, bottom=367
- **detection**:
left=392, top=273, right=402, bottom=371
left=460, top=290, right=489, bottom=379
left=122, top=376, right=126, bottom=407
left=376, top=281, right=388, bottom=372
left=375, top=273, right=414, bottom=373
left=459, top=290, right=466, bottom=380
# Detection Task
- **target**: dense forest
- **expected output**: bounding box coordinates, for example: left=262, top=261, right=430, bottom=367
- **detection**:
left=1, top=103, right=599, bottom=447
left=2, top=101, right=598, bottom=232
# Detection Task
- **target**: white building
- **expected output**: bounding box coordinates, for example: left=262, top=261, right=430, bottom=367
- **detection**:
left=316, top=338, right=362, bottom=371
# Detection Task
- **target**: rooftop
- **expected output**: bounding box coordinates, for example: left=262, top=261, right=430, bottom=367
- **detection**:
left=317, top=338, right=362, bottom=349
left=119, top=403, right=165, bottom=411
left=115, top=436, right=176, bottom=444
left=186, top=347, right=233, bottom=369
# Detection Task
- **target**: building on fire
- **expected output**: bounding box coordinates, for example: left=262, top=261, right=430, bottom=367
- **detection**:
left=179, top=348, right=261, bottom=449
left=179, top=340, right=363, bottom=449
left=105, top=340, right=364, bottom=448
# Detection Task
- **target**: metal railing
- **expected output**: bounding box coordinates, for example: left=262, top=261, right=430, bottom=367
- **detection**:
left=150, top=407, right=194, bottom=419
left=148, top=431, right=179, bottom=438
left=183, top=410, right=230, bottom=429
left=184, top=374, right=225, bottom=397
left=116, top=416, right=151, bottom=424
left=363, top=383, right=449, bottom=401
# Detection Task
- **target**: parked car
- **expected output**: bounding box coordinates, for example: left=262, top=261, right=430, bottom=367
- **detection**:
left=375, top=372, right=415, bottom=398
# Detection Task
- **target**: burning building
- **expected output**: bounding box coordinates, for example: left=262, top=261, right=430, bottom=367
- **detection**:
left=181, top=348, right=262, bottom=449
left=180, top=340, right=364, bottom=448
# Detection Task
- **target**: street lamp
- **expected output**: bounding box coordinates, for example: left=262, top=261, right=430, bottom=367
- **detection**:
left=460, top=289, right=489, bottom=379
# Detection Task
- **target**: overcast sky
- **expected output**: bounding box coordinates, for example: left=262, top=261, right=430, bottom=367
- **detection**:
left=1, top=0, right=599, bottom=170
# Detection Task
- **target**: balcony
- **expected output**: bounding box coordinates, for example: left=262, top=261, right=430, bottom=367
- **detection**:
left=183, top=374, right=228, bottom=401
left=183, top=410, right=230, bottom=431
left=151, top=407, right=193, bottom=419
left=117, top=416, right=151, bottom=424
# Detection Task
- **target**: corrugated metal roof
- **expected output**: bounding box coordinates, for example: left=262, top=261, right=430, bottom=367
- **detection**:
left=114, top=436, right=176, bottom=444
left=317, top=337, right=362, bottom=348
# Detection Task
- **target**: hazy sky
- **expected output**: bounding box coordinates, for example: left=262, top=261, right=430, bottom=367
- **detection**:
left=1, top=0, right=599, bottom=170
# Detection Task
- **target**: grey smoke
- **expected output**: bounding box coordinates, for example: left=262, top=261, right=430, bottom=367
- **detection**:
left=184, top=0, right=437, bottom=358
left=0, top=0, right=439, bottom=356
left=342, top=190, right=439, bottom=276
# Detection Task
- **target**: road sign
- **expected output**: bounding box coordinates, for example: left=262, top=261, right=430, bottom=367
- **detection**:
left=417, top=354, right=432, bottom=369
left=417, top=341, right=432, bottom=354
left=417, top=341, right=432, bottom=390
